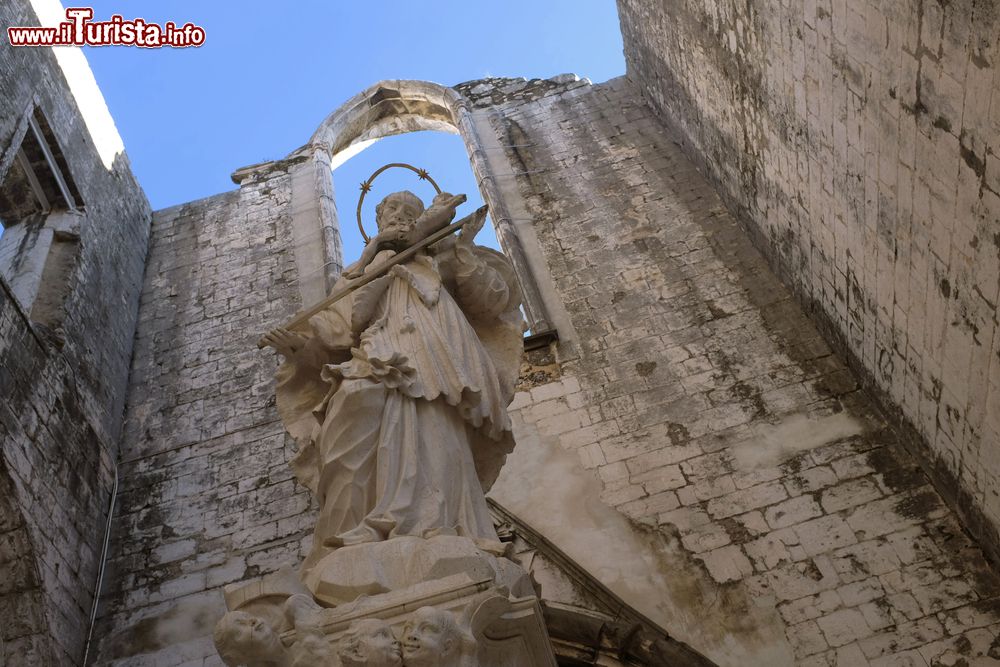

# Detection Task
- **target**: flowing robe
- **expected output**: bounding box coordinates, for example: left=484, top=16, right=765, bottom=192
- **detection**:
left=275, top=239, right=524, bottom=567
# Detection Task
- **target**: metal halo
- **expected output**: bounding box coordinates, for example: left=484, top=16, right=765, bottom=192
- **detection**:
left=356, top=163, right=442, bottom=244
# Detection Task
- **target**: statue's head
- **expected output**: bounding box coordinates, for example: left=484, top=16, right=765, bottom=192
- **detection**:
left=290, top=632, right=334, bottom=667
left=375, top=191, right=424, bottom=241
left=337, top=618, right=402, bottom=667
left=213, top=610, right=285, bottom=666
left=401, top=607, right=474, bottom=667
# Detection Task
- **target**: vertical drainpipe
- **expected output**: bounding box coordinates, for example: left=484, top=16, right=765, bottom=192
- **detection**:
left=82, top=462, right=118, bottom=666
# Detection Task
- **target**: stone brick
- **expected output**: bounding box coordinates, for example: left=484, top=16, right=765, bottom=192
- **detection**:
left=746, top=528, right=802, bottom=570
left=657, top=505, right=712, bottom=531
left=779, top=590, right=843, bottom=625
left=707, top=481, right=789, bottom=519
left=795, top=515, right=859, bottom=557
left=769, top=557, right=842, bottom=602
left=837, top=541, right=906, bottom=586
left=817, top=608, right=875, bottom=647
left=697, top=545, right=754, bottom=583
left=845, top=493, right=929, bottom=540
left=681, top=522, right=732, bottom=554
left=835, top=643, right=870, bottom=667
left=821, top=477, right=885, bottom=513
left=858, top=600, right=894, bottom=632
left=909, top=578, right=977, bottom=616
left=858, top=617, right=946, bottom=659
left=677, top=475, right=737, bottom=504
left=787, top=619, right=830, bottom=656
left=766, top=495, right=824, bottom=530
left=837, top=579, right=885, bottom=607
left=785, top=466, right=839, bottom=497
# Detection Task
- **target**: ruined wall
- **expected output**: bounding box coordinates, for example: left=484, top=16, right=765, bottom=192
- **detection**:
left=93, top=163, right=321, bottom=665
left=468, top=77, right=1000, bottom=666
left=0, top=0, right=152, bottom=664
left=91, top=69, right=1000, bottom=666
left=617, top=0, right=1000, bottom=566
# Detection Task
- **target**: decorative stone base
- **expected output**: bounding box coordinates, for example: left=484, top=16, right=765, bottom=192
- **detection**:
left=302, top=534, right=534, bottom=606
left=216, top=536, right=557, bottom=666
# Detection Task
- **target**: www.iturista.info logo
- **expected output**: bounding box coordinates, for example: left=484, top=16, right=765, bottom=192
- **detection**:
left=7, top=7, right=205, bottom=47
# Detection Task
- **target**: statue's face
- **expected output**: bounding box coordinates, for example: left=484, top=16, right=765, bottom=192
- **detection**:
left=224, top=612, right=283, bottom=661
left=402, top=610, right=453, bottom=666
left=376, top=194, right=422, bottom=242
left=361, top=623, right=402, bottom=667
left=342, top=620, right=401, bottom=667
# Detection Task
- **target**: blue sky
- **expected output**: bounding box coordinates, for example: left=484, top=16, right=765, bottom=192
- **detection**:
left=78, top=1, right=625, bottom=260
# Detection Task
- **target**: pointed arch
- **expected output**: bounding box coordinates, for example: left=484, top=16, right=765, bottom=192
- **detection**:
left=303, top=79, right=555, bottom=334
left=309, top=80, right=462, bottom=163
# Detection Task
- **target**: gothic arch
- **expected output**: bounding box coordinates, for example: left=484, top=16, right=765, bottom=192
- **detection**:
left=303, top=79, right=555, bottom=334
left=309, top=80, right=462, bottom=161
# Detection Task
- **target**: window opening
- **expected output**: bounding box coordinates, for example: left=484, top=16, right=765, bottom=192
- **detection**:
left=0, top=106, right=83, bottom=330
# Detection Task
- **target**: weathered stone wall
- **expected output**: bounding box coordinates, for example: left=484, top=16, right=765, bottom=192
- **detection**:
left=617, top=0, right=1000, bottom=566
left=0, top=0, right=152, bottom=664
left=472, top=77, right=1000, bottom=666
left=93, top=165, right=319, bottom=665
left=88, top=69, right=1000, bottom=666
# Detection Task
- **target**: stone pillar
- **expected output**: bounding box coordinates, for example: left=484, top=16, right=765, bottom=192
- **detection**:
left=285, top=145, right=342, bottom=303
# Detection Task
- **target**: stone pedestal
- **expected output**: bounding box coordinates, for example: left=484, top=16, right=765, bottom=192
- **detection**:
left=217, top=536, right=557, bottom=666
left=302, top=535, right=533, bottom=605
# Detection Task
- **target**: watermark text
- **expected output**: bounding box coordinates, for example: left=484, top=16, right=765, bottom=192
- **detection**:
left=8, top=7, right=205, bottom=47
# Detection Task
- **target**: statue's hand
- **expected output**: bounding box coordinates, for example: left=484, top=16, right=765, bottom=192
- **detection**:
left=341, top=265, right=363, bottom=280
left=408, top=192, right=466, bottom=245
left=431, top=192, right=467, bottom=213
left=457, top=205, right=489, bottom=249
left=261, top=327, right=309, bottom=357
left=342, top=240, right=383, bottom=279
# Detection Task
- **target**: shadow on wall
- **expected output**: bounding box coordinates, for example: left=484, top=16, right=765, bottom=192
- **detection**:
left=486, top=404, right=858, bottom=666
left=94, top=592, right=225, bottom=663
left=0, top=462, right=51, bottom=665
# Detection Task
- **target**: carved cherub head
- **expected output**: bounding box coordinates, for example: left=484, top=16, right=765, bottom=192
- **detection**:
left=213, top=610, right=287, bottom=666
left=401, top=607, right=475, bottom=667
left=289, top=632, right=335, bottom=667
left=375, top=191, right=425, bottom=241
left=337, top=618, right=402, bottom=667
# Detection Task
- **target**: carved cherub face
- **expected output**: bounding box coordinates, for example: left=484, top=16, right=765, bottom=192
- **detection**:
left=214, top=610, right=284, bottom=665
left=338, top=618, right=402, bottom=667
left=375, top=191, right=424, bottom=242
left=401, top=607, right=458, bottom=666
left=290, top=633, right=335, bottom=667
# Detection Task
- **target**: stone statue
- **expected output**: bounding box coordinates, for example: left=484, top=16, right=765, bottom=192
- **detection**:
left=222, top=176, right=556, bottom=667
left=284, top=594, right=337, bottom=667
left=214, top=597, right=343, bottom=667
left=337, top=618, right=403, bottom=667
left=289, top=633, right=337, bottom=667
left=401, top=607, right=476, bottom=667
left=263, top=190, right=524, bottom=566
left=213, top=610, right=289, bottom=667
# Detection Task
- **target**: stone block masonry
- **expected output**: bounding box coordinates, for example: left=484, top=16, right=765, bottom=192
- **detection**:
left=80, top=68, right=1000, bottom=665
left=474, top=76, right=1000, bottom=665
left=93, top=163, right=317, bottom=665
left=2, top=0, right=997, bottom=663
left=0, top=0, right=152, bottom=663
left=617, top=0, right=1000, bottom=570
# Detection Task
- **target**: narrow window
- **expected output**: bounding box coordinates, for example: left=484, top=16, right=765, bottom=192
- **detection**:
left=0, top=107, right=83, bottom=332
